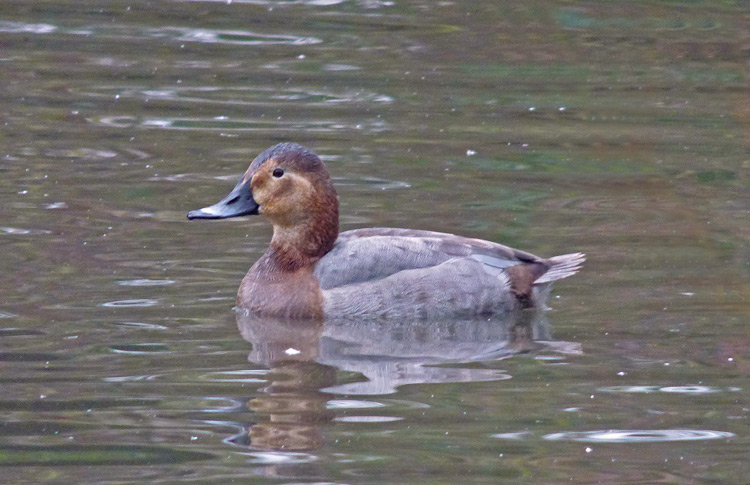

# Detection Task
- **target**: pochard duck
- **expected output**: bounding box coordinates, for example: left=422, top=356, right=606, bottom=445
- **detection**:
left=188, top=143, right=584, bottom=319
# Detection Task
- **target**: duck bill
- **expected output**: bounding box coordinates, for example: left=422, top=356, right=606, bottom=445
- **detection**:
left=187, top=179, right=259, bottom=220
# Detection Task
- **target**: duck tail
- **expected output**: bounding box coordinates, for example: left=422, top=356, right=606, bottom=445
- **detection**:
left=535, top=252, right=586, bottom=284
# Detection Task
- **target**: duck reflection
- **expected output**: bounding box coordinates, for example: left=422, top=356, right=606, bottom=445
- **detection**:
left=235, top=309, right=580, bottom=451
left=245, top=360, right=335, bottom=451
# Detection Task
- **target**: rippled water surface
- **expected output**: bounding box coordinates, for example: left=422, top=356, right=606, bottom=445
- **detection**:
left=2, top=1, right=749, bottom=483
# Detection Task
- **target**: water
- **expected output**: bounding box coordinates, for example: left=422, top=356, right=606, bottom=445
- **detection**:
left=1, top=0, right=748, bottom=482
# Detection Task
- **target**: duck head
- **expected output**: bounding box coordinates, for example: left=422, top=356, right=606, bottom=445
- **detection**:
left=188, top=143, right=339, bottom=266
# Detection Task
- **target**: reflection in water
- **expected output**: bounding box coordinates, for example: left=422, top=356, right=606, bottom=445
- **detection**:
left=236, top=309, right=580, bottom=451
left=245, top=361, right=336, bottom=451
left=238, top=309, right=571, bottom=394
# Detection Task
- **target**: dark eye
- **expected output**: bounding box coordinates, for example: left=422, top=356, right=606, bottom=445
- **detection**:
left=272, top=168, right=284, bottom=178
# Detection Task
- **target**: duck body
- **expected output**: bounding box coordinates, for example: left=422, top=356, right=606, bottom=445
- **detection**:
left=188, top=143, right=584, bottom=320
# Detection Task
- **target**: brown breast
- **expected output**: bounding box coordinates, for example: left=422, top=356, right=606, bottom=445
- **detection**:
left=238, top=253, right=325, bottom=319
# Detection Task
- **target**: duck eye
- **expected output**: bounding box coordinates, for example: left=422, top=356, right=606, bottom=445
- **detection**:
left=272, top=168, right=284, bottom=178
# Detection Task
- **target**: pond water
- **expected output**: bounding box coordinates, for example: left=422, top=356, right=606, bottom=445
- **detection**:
left=1, top=0, right=749, bottom=482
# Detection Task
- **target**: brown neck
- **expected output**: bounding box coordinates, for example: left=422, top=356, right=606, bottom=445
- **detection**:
left=268, top=204, right=339, bottom=272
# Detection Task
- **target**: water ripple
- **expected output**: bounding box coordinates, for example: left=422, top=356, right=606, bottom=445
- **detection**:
left=334, top=176, right=411, bottom=190
left=196, top=397, right=244, bottom=413
left=117, top=279, right=176, bottom=287
left=164, top=26, right=320, bottom=46
left=543, top=429, right=735, bottom=443
left=85, top=86, right=393, bottom=106
left=334, top=416, right=403, bottom=423
left=199, top=369, right=268, bottom=383
left=103, top=374, right=161, bottom=382
left=101, top=299, right=159, bottom=308
left=0, top=21, right=56, bottom=34
left=110, top=343, right=172, bottom=354
left=98, top=115, right=388, bottom=133
left=241, top=451, right=318, bottom=464
left=490, top=431, right=532, bottom=440
left=111, top=321, right=168, bottom=330
left=327, top=399, right=386, bottom=409
left=176, top=0, right=347, bottom=5
left=45, top=148, right=118, bottom=159
left=0, top=21, right=320, bottom=46
left=0, top=327, right=45, bottom=336
left=44, top=202, right=68, bottom=210
left=10, top=147, right=152, bottom=161
left=1, top=227, right=51, bottom=236
left=599, top=385, right=733, bottom=394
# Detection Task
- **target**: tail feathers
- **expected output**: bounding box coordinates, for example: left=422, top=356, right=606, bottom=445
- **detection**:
left=535, top=252, right=585, bottom=284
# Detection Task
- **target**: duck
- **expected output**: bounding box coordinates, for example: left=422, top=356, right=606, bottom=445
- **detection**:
left=188, top=142, right=584, bottom=320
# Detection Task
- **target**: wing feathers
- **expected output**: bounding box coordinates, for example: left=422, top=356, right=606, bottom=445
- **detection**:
left=535, top=252, right=586, bottom=284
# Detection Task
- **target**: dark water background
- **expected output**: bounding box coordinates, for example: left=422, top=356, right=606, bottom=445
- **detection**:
left=1, top=1, right=749, bottom=483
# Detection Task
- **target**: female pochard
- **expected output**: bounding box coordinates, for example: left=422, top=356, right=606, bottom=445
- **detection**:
left=188, top=143, right=584, bottom=319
